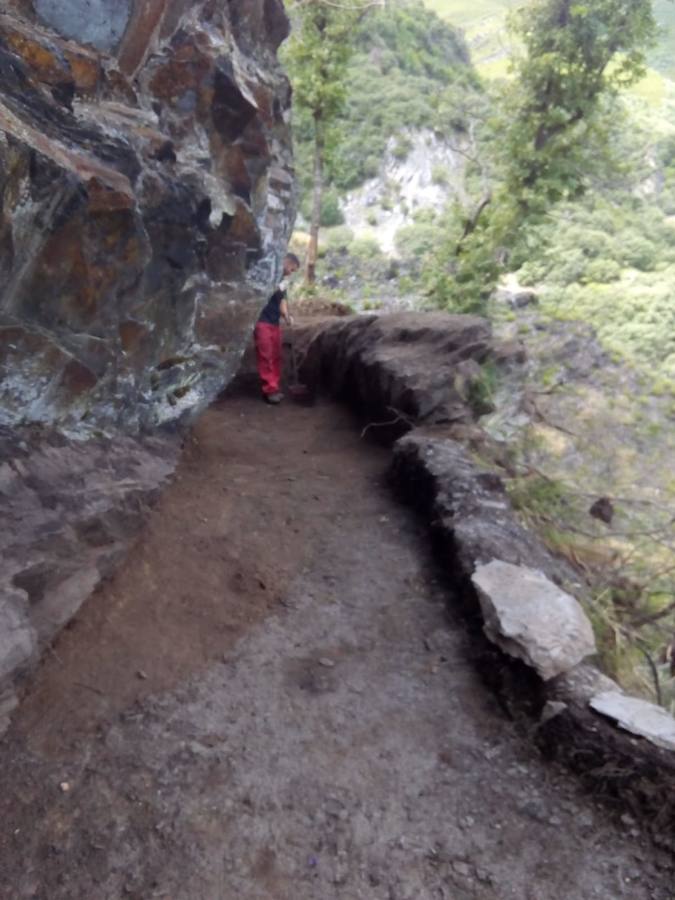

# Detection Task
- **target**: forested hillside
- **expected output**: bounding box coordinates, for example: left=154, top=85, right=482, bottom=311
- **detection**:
left=288, top=2, right=479, bottom=220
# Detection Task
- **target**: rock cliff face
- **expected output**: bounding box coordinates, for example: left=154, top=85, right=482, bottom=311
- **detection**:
left=0, top=0, right=295, bottom=430
left=0, top=0, right=294, bottom=733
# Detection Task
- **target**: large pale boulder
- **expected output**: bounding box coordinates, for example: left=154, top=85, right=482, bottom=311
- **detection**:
left=0, top=0, right=295, bottom=430
left=472, top=559, right=596, bottom=680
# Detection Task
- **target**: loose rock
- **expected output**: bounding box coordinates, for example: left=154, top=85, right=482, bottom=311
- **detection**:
left=590, top=692, right=675, bottom=752
left=472, top=560, right=596, bottom=680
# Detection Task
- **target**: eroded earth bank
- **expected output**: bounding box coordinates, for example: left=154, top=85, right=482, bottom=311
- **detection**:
left=0, top=368, right=672, bottom=900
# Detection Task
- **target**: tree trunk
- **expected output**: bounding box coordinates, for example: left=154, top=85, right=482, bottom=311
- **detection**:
left=305, top=115, right=324, bottom=285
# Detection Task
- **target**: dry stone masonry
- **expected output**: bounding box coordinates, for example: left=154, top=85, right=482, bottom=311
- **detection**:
left=298, top=311, right=675, bottom=832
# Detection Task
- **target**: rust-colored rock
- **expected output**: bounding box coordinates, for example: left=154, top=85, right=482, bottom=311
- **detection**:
left=0, top=0, right=294, bottom=733
left=0, top=0, right=295, bottom=430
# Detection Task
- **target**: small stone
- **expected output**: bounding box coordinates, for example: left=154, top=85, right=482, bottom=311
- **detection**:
left=59, top=782, right=71, bottom=793
left=452, top=861, right=472, bottom=878
left=540, top=700, right=568, bottom=724
left=475, top=867, right=493, bottom=885
left=318, top=658, right=335, bottom=668
left=137, top=670, right=148, bottom=680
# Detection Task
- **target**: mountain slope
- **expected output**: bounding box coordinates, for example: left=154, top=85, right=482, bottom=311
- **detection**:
left=425, top=0, right=675, bottom=82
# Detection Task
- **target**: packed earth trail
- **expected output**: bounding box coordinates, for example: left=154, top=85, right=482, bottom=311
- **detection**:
left=0, top=372, right=672, bottom=900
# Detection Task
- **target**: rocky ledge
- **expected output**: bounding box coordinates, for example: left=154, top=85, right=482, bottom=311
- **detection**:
left=298, top=311, right=675, bottom=839
left=0, top=424, right=180, bottom=733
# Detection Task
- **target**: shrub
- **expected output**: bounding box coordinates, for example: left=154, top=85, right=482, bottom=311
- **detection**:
left=618, top=233, right=658, bottom=270
left=320, top=225, right=354, bottom=254
left=551, top=248, right=588, bottom=286
left=583, top=257, right=621, bottom=283
left=320, top=189, right=345, bottom=227
left=392, top=134, right=413, bottom=160
left=348, top=236, right=384, bottom=260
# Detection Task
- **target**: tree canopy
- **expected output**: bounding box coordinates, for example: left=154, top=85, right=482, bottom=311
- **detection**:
left=428, top=0, right=659, bottom=311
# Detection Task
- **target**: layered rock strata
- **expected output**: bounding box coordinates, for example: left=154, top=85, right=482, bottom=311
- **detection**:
left=0, top=0, right=295, bottom=430
left=0, top=425, right=179, bottom=733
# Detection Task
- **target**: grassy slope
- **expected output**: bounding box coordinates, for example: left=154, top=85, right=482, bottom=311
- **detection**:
left=425, top=0, right=675, bottom=85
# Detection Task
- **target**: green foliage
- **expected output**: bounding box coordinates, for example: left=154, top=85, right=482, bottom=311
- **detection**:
left=348, top=236, right=385, bottom=261
left=392, top=135, right=414, bottom=161
left=394, top=220, right=445, bottom=261
left=431, top=164, right=451, bottom=186
left=507, top=474, right=572, bottom=525
left=427, top=0, right=659, bottom=311
left=517, top=195, right=675, bottom=287
left=466, top=361, right=498, bottom=417
left=539, top=273, right=675, bottom=393
left=283, top=2, right=358, bottom=126
left=284, top=0, right=370, bottom=278
left=583, top=257, right=621, bottom=284
left=291, top=1, right=478, bottom=197
left=649, top=0, right=675, bottom=79
left=319, top=188, right=344, bottom=227
left=320, top=225, right=354, bottom=254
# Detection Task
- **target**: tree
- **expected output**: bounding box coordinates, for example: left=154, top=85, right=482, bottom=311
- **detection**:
left=429, top=0, right=658, bottom=312
left=285, top=0, right=370, bottom=283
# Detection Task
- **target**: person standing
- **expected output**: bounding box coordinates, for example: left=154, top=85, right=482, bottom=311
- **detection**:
left=254, top=253, right=300, bottom=404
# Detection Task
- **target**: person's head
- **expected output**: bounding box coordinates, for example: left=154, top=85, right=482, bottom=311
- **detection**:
left=283, top=253, right=300, bottom=278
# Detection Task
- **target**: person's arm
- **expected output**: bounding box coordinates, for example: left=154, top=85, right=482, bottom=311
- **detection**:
left=280, top=297, right=293, bottom=326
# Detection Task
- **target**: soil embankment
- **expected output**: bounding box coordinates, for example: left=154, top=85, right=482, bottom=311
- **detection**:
left=0, top=373, right=672, bottom=898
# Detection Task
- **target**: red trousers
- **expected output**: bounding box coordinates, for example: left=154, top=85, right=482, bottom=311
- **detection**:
left=254, top=322, right=282, bottom=395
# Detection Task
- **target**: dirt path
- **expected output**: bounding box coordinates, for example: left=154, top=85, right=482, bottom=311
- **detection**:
left=0, top=376, right=671, bottom=899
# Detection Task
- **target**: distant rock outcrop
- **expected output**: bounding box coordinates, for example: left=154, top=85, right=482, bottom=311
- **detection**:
left=0, top=0, right=295, bottom=430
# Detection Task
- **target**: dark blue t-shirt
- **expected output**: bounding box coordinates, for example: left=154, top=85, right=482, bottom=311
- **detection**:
left=258, top=288, right=286, bottom=326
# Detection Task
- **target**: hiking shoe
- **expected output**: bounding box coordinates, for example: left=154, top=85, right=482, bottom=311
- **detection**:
left=264, top=392, right=283, bottom=405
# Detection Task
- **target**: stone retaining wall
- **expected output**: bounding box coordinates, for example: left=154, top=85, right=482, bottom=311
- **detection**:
left=299, top=312, right=675, bottom=841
